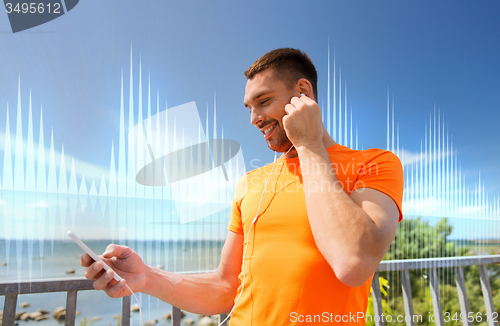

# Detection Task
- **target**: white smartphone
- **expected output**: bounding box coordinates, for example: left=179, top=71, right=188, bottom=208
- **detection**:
left=67, top=231, right=122, bottom=282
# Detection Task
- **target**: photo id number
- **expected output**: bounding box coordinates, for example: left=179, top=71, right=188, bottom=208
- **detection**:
left=5, top=2, right=61, bottom=14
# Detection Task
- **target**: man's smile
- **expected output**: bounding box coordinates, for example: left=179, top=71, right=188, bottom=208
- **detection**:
left=261, top=123, right=277, bottom=139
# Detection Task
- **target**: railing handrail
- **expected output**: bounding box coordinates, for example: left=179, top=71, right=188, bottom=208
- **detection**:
left=377, top=254, right=500, bottom=271
left=0, top=277, right=94, bottom=295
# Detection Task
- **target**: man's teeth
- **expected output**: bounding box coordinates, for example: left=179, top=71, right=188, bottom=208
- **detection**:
left=264, top=125, right=275, bottom=135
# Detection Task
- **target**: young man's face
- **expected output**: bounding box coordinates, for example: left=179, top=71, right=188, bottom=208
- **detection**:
left=243, top=68, right=298, bottom=153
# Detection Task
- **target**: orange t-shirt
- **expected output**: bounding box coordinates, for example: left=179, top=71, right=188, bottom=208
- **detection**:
left=227, top=144, right=404, bottom=325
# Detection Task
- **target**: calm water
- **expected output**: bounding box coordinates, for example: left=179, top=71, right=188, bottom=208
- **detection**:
left=0, top=239, right=225, bottom=325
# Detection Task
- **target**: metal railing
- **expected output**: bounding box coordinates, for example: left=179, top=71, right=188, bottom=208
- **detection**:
left=0, top=278, right=130, bottom=326
left=372, top=255, right=500, bottom=326
left=0, top=277, right=228, bottom=326
left=1, top=255, right=499, bottom=326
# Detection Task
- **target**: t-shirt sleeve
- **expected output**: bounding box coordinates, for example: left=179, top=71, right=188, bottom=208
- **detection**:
left=352, top=151, right=404, bottom=222
left=227, top=174, right=248, bottom=234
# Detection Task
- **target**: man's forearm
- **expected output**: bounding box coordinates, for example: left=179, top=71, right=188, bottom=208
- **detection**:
left=143, top=266, right=236, bottom=315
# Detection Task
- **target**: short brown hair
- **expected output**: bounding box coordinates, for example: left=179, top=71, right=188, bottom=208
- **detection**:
left=244, top=48, right=318, bottom=100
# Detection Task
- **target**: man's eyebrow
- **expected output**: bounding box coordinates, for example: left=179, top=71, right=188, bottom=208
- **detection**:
left=243, top=91, right=272, bottom=108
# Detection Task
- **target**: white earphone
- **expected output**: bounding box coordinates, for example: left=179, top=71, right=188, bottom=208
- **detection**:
left=219, top=144, right=294, bottom=325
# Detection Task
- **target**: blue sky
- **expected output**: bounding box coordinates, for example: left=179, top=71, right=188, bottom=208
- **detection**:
left=0, top=0, right=499, bottom=239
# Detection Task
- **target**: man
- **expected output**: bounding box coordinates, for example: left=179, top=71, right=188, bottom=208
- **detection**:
left=82, top=48, right=403, bottom=325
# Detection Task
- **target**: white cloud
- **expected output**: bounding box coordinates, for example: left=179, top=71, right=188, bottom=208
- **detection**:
left=396, top=148, right=455, bottom=167
left=403, top=196, right=498, bottom=220
left=27, top=200, right=49, bottom=208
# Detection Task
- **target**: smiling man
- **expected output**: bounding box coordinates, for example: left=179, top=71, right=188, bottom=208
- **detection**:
left=81, top=48, right=403, bottom=325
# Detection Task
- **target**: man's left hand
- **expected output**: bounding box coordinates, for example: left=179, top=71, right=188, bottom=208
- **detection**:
left=283, top=95, right=324, bottom=148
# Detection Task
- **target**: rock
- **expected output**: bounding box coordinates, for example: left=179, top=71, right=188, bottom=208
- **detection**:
left=90, top=317, right=101, bottom=322
left=66, top=269, right=76, bottom=274
left=131, top=303, right=140, bottom=312
left=163, top=310, right=186, bottom=320
left=20, top=313, right=31, bottom=321
left=198, top=315, right=216, bottom=320
left=144, top=319, right=158, bottom=326
left=37, top=310, right=50, bottom=315
left=183, top=318, right=195, bottom=325
left=33, top=315, right=50, bottom=321
left=198, top=316, right=216, bottom=326
left=19, top=301, right=30, bottom=308
left=14, top=311, right=26, bottom=320
left=2, top=262, right=7, bottom=266
left=75, top=311, right=80, bottom=316
left=28, top=311, right=43, bottom=318
left=53, top=307, right=66, bottom=320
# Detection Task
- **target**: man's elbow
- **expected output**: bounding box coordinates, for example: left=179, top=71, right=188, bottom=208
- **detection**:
left=202, top=281, right=237, bottom=315
left=223, top=274, right=241, bottom=311
left=332, top=256, right=380, bottom=288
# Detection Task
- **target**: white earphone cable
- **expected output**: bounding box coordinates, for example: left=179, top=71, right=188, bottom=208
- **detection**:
left=126, top=284, right=144, bottom=326
left=219, top=145, right=294, bottom=325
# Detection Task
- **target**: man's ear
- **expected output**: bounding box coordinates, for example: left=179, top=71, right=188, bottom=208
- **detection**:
left=295, top=78, right=314, bottom=100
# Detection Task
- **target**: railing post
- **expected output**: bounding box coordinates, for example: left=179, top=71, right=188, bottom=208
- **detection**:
left=172, top=306, right=181, bottom=326
left=429, top=267, right=445, bottom=326
left=371, top=271, right=384, bottom=326
left=455, top=266, right=471, bottom=326
left=2, top=293, right=18, bottom=325
left=401, top=269, right=415, bottom=326
left=479, top=265, right=499, bottom=326
left=65, top=290, right=78, bottom=326
left=122, top=295, right=131, bottom=326
left=219, top=314, right=229, bottom=326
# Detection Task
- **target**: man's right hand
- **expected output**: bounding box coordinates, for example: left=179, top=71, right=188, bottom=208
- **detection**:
left=81, top=244, right=148, bottom=298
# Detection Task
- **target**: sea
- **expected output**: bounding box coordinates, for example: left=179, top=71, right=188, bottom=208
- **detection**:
left=0, top=239, right=225, bottom=325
